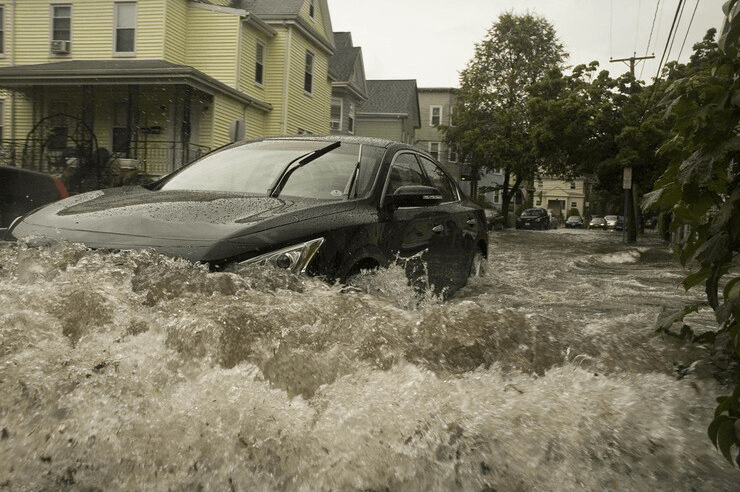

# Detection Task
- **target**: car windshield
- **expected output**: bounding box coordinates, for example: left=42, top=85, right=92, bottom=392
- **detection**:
left=522, top=208, right=542, bottom=215
left=159, top=140, right=384, bottom=200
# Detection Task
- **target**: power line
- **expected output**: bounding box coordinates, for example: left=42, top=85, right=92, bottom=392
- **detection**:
left=654, top=0, right=685, bottom=80
left=640, top=0, right=663, bottom=79
left=677, top=0, right=701, bottom=61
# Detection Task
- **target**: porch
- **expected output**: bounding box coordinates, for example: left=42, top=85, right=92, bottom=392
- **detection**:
left=0, top=138, right=210, bottom=192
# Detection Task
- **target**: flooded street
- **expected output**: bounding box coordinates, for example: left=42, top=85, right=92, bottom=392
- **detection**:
left=1, top=228, right=738, bottom=491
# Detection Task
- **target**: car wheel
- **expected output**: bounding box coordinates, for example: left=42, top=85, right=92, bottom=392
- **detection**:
left=469, top=250, right=486, bottom=277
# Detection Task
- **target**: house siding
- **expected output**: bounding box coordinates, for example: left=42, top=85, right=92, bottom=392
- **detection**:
left=185, top=7, right=240, bottom=87
left=163, top=0, right=188, bottom=63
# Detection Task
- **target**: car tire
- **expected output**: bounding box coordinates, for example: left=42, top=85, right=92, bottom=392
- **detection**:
left=469, top=250, right=486, bottom=277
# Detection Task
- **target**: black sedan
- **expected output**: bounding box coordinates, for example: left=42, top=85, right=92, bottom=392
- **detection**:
left=565, top=215, right=584, bottom=228
left=6, top=136, right=488, bottom=296
left=516, top=207, right=552, bottom=230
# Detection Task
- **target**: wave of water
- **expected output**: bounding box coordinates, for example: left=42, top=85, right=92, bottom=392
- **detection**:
left=0, top=230, right=738, bottom=491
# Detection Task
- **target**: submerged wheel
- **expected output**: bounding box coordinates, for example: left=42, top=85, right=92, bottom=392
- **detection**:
left=469, top=250, right=487, bottom=278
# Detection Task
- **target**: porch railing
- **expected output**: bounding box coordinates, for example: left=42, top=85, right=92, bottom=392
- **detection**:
left=0, top=139, right=210, bottom=177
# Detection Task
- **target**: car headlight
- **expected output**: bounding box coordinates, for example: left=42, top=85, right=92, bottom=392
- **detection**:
left=240, top=237, right=324, bottom=274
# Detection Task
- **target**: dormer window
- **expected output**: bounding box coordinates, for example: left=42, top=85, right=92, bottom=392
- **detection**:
left=309, top=0, right=316, bottom=18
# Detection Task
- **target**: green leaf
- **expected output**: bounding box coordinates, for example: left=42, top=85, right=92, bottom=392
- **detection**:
left=682, top=268, right=710, bottom=291
left=717, top=418, right=738, bottom=463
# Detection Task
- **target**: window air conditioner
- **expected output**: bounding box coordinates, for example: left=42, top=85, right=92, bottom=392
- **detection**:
left=50, top=40, right=70, bottom=54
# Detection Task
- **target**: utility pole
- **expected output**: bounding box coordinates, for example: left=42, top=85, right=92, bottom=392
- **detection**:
left=610, top=53, right=655, bottom=243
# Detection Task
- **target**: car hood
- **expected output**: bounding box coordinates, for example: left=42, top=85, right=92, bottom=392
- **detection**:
left=10, top=186, right=356, bottom=262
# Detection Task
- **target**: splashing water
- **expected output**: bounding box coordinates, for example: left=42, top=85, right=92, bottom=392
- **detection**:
left=0, top=229, right=737, bottom=491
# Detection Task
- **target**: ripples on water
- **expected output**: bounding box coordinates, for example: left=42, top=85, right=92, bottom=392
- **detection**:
left=1, top=229, right=738, bottom=491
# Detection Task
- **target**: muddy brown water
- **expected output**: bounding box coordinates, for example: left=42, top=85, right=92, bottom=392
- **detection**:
left=1, top=228, right=738, bottom=491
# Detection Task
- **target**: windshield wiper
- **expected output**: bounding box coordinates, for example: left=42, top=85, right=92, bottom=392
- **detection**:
left=269, top=141, right=341, bottom=197
left=343, top=144, right=363, bottom=198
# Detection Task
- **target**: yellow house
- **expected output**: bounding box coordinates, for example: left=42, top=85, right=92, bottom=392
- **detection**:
left=0, top=0, right=335, bottom=185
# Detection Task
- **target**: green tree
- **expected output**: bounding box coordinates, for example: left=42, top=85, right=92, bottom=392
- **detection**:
left=644, top=3, right=740, bottom=467
left=444, top=12, right=566, bottom=225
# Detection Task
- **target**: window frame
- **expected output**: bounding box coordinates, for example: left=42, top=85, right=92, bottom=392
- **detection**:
left=255, top=42, right=265, bottom=86
left=429, top=105, right=442, bottom=126
left=330, top=97, right=343, bottom=131
left=113, top=1, right=137, bottom=56
left=0, top=6, right=5, bottom=55
left=51, top=4, right=72, bottom=42
left=428, top=142, right=440, bottom=161
left=304, top=50, right=314, bottom=95
left=347, top=103, right=355, bottom=134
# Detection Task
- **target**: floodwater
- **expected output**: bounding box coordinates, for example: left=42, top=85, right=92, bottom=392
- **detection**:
left=1, top=228, right=738, bottom=491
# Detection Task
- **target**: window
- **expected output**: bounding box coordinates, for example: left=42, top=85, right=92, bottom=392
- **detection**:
left=0, top=6, right=5, bottom=54
left=114, top=2, right=136, bottom=54
left=347, top=103, right=355, bottom=134
left=430, top=105, right=442, bottom=126
left=330, top=98, right=342, bottom=131
left=0, top=100, right=4, bottom=140
left=493, top=190, right=500, bottom=204
left=538, top=180, right=543, bottom=188
left=386, top=153, right=425, bottom=196
left=448, top=147, right=458, bottom=163
left=52, top=5, right=71, bottom=42
left=571, top=201, right=577, bottom=209
left=309, top=0, right=316, bottom=18
left=419, top=156, right=457, bottom=202
left=429, top=142, right=439, bottom=160
left=570, top=181, right=576, bottom=189
left=304, top=51, right=314, bottom=94
left=255, top=42, right=264, bottom=85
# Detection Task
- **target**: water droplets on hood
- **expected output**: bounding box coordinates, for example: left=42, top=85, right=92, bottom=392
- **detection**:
left=0, top=230, right=737, bottom=490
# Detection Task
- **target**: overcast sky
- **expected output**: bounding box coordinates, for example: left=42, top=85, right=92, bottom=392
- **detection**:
left=328, top=0, right=727, bottom=87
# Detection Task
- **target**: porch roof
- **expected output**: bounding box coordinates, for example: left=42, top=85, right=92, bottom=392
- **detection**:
left=0, top=60, right=272, bottom=112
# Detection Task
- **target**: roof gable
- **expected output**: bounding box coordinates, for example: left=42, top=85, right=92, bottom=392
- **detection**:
left=360, top=80, right=421, bottom=128
left=329, top=32, right=367, bottom=100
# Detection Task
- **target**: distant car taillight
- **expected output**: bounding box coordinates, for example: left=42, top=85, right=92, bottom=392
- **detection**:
left=54, top=178, right=69, bottom=198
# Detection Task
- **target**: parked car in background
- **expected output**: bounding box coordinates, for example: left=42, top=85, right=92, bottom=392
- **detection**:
left=565, top=215, right=584, bottom=228
left=1, top=166, right=68, bottom=229
left=6, top=136, right=488, bottom=296
left=483, top=208, right=504, bottom=231
left=604, top=215, right=625, bottom=230
left=516, top=207, right=552, bottom=230
left=588, top=216, right=607, bottom=229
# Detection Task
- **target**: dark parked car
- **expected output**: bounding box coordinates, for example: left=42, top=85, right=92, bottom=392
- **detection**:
left=588, top=216, right=607, bottom=229
left=1, top=166, right=68, bottom=229
left=516, top=207, right=551, bottom=230
left=6, top=136, right=488, bottom=295
left=565, top=215, right=584, bottom=228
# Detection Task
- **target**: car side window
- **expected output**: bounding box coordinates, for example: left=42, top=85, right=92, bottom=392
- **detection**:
left=386, top=152, right=425, bottom=196
left=418, top=156, right=457, bottom=202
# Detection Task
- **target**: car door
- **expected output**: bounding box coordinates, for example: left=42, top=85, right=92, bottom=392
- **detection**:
left=381, top=151, right=469, bottom=295
left=417, top=155, right=477, bottom=291
left=379, top=151, right=444, bottom=291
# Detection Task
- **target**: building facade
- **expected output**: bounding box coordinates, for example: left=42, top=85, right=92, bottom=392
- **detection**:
left=415, top=87, right=459, bottom=179
left=328, top=32, right=366, bottom=136
left=355, top=79, right=420, bottom=144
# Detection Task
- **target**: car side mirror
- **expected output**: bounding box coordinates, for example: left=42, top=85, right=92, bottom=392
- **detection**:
left=387, top=185, right=443, bottom=209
